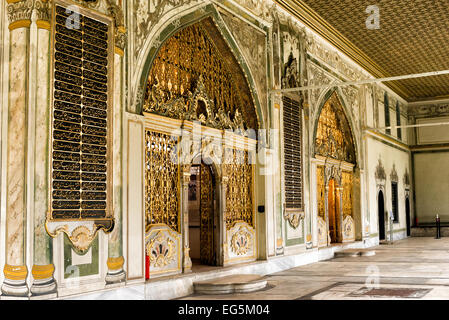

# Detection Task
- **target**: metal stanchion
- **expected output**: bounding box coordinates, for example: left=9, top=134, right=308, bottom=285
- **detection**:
left=436, top=214, right=441, bottom=239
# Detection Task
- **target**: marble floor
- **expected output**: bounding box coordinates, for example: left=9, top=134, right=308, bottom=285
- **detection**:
left=180, top=237, right=449, bottom=300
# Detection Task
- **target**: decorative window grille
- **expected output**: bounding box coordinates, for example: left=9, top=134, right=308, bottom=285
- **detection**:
left=396, top=102, right=402, bottom=140
left=384, top=93, right=391, bottom=135
left=283, top=96, right=303, bottom=210
left=391, top=182, right=399, bottom=223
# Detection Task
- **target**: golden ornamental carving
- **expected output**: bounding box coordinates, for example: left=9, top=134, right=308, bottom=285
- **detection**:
left=146, top=231, right=176, bottom=268
left=223, top=148, right=254, bottom=229
left=342, top=170, right=353, bottom=218
left=230, top=229, right=251, bottom=256
left=31, top=264, right=55, bottom=280
left=317, top=166, right=325, bottom=219
left=3, top=265, right=28, bottom=281
left=35, top=0, right=51, bottom=27
left=145, top=130, right=180, bottom=232
left=69, top=225, right=96, bottom=253
left=315, top=92, right=356, bottom=164
left=283, top=209, right=304, bottom=229
left=143, top=22, right=258, bottom=132
left=200, top=164, right=215, bottom=265
left=6, top=0, right=33, bottom=29
left=107, top=256, right=124, bottom=271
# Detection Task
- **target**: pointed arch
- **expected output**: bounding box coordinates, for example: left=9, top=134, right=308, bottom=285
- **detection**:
left=313, top=90, right=357, bottom=164
left=134, top=4, right=265, bottom=131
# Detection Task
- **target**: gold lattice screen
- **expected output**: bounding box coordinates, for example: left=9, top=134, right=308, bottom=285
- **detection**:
left=223, top=148, right=254, bottom=229
left=145, top=130, right=180, bottom=232
left=143, top=20, right=258, bottom=131
left=317, top=166, right=325, bottom=219
left=342, top=170, right=353, bottom=218
left=315, top=92, right=355, bottom=164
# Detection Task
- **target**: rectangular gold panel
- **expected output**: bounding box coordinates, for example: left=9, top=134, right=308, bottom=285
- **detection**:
left=145, top=130, right=180, bottom=232
left=223, top=148, right=254, bottom=229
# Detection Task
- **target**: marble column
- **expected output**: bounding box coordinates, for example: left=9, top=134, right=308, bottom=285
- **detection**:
left=30, top=0, right=56, bottom=296
left=2, top=0, right=33, bottom=297
left=181, top=167, right=192, bottom=273
left=220, top=175, right=228, bottom=265
left=336, top=187, right=344, bottom=242
left=106, top=28, right=127, bottom=285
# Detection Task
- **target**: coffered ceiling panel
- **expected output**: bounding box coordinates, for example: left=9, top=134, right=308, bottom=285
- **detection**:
left=276, top=0, right=449, bottom=102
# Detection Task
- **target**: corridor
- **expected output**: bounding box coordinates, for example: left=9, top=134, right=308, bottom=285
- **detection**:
left=181, top=237, right=449, bottom=300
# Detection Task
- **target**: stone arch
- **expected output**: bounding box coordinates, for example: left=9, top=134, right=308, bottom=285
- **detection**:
left=133, top=3, right=265, bottom=131
left=312, top=88, right=359, bottom=166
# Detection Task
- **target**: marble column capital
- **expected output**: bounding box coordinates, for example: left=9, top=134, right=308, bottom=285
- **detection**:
left=34, top=0, right=51, bottom=30
left=6, top=0, right=34, bottom=30
left=114, top=27, right=127, bottom=56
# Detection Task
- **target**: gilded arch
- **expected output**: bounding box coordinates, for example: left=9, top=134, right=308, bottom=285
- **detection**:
left=141, top=9, right=261, bottom=276
left=135, top=4, right=265, bottom=131
left=314, top=90, right=356, bottom=164
left=314, top=90, right=359, bottom=245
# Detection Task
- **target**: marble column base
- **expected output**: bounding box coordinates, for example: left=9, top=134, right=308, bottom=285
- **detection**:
left=105, top=269, right=126, bottom=285
left=30, top=278, right=57, bottom=296
left=1, top=265, right=29, bottom=297
left=183, top=247, right=192, bottom=273
left=106, top=257, right=126, bottom=285
left=1, top=279, right=29, bottom=297
left=276, top=246, right=284, bottom=255
left=30, top=264, right=56, bottom=296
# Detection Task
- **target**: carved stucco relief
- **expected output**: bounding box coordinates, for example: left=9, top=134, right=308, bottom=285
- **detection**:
left=220, top=10, right=268, bottom=125
left=133, top=0, right=197, bottom=60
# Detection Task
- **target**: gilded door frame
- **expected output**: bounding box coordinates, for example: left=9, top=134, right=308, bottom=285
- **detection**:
left=188, top=158, right=222, bottom=267
left=315, top=156, right=355, bottom=247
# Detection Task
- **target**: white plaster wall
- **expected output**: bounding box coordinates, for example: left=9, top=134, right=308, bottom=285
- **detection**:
left=366, top=137, right=411, bottom=238
left=126, top=115, right=145, bottom=281
left=414, top=152, right=449, bottom=223
left=416, top=117, right=449, bottom=145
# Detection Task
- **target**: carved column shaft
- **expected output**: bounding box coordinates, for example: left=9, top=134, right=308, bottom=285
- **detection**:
left=106, top=33, right=127, bottom=284
left=31, top=0, right=57, bottom=296
left=221, top=176, right=228, bottom=265
left=2, top=0, right=33, bottom=297
left=336, top=187, right=344, bottom=242
left=324, top=186, right=329, bottom=246
left=181, top=169, right=192, bottom=272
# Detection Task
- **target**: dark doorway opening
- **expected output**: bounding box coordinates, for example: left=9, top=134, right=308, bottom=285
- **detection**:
left=378, top=190, right=385, bottom=240
left=188, top=163, right=218, bottom=267
left=406, top=197, right=411, bottom=237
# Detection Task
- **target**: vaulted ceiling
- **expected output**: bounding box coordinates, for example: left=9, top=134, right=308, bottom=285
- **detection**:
left=275, top=0, right=449, bottom=102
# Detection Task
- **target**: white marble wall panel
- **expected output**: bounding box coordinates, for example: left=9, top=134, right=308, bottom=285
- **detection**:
left=126, top=116, right=144, bottom=280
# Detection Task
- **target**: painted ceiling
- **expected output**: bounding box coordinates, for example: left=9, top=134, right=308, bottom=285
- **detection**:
left=275, top=0, right=449, bottom=102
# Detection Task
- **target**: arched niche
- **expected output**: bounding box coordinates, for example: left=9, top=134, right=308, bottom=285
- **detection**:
left=134, top=4, right=266, bottom=132
left=313, top=90, right=361, bottom=246
left=141, top=14, right=262, bottom=278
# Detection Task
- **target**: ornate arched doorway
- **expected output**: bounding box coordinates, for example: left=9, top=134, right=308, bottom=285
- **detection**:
left=315, top=91, right=357, bottom=247
left=142, top=18, right=260, bottom=278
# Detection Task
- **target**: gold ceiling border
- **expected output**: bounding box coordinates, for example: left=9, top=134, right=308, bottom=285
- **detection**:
left=274, top=0, right=410, bottom=100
